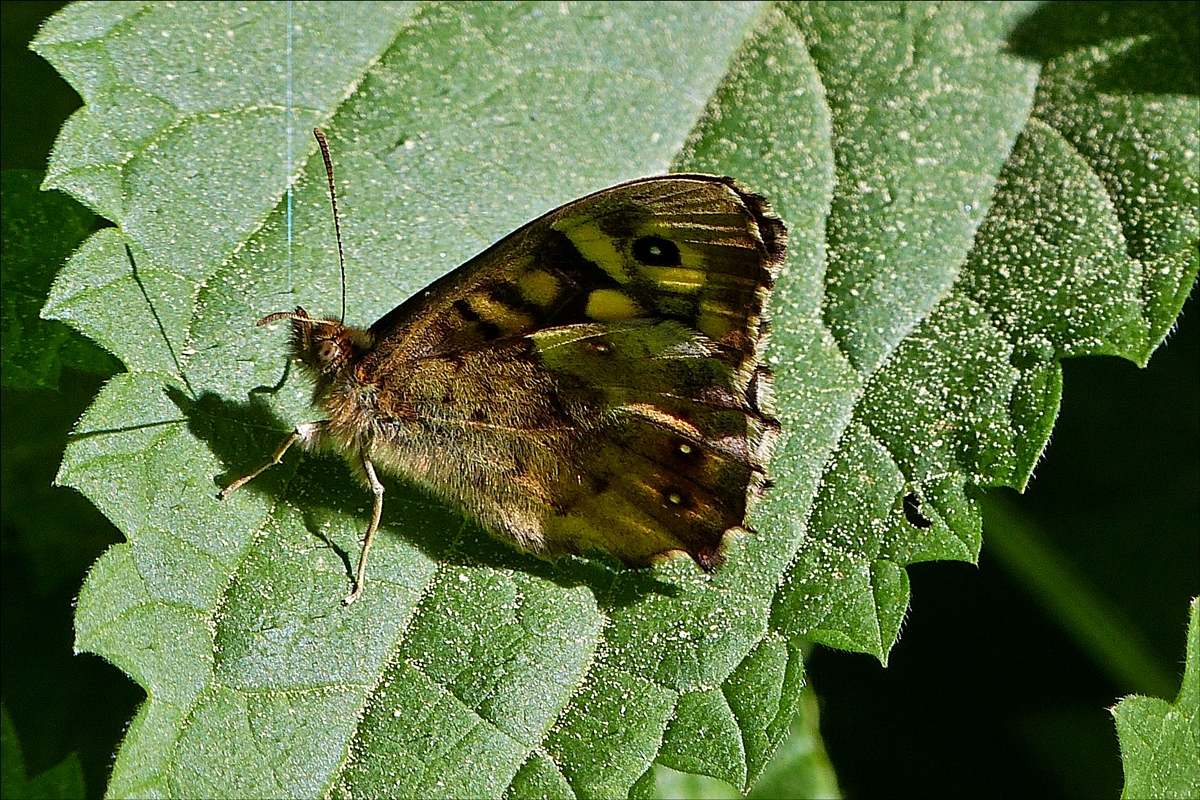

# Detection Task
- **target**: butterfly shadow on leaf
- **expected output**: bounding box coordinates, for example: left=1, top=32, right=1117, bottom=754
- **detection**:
left=168, top=383, right=681, bottom=606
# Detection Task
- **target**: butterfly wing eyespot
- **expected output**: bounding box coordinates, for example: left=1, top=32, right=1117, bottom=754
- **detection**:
left=631, top=235, right=681, bottom=267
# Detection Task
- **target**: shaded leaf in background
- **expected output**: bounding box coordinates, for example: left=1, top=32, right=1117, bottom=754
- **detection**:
left=1, top=170, right=119, bottom=389
left=0, top=703, right=85, bottom=800
left=1, top=168, right=125, bottom=593
left=1113, top=598, right=1199, bottom=800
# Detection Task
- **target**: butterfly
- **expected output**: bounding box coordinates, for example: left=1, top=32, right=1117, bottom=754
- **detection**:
left=221, top=130, right=786, bottom=604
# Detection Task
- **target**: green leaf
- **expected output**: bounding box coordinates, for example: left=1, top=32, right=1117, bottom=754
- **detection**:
left=1114, top=598, right=1200, bottom=800
left=0, top=170, right=119, bottom=389
left=32, top=2, right=1197, bottom=797
left=768, top=0, right=1198, bottom=659
left=0, top=704, right=86, bottom=800
left=656, top=683, right=841, bottom=799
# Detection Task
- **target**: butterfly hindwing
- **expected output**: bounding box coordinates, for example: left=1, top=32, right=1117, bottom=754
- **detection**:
left=534, top=320, right=779, bottom=570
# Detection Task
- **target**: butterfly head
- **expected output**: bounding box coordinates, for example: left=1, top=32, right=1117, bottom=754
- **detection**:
left=257, top=306, right=372, bottom=377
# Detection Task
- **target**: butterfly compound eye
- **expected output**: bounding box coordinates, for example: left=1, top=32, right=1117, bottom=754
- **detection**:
left=315, top=339, right=341, bottom=366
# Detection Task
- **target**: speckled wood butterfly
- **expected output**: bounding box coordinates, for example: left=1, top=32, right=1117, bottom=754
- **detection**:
left=221, top=130, right=786, bottom=604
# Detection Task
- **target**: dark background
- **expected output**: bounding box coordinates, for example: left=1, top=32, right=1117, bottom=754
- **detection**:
left=3, top=3, right=1196, bottom=798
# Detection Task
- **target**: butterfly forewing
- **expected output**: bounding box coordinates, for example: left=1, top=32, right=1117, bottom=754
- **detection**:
left=370, top=176, right=779, bottom=354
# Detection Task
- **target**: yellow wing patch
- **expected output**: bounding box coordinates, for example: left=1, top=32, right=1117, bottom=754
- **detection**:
left=518, top=269, right=562, bottom=308
left=554, top=220, right=628, bottom=283
left=585, top=289, right=643, bottom=322
left=638, top=265, right=707, bottom=293
left=465, top=292, right=535, bottom=334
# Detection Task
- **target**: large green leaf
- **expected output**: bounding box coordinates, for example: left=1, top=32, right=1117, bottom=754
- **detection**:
left=32, top=2, right=1197, bottom=797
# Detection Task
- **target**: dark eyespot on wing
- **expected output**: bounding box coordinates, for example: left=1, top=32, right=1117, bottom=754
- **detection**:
left=662, top=485, right=690, bottom=508
left=632, top=236, right=681, bottom=267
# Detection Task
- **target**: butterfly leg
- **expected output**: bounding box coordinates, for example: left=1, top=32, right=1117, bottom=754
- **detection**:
left=343, top=452, right=384, bottom=606
left=217, top=421, right=325, bottom=499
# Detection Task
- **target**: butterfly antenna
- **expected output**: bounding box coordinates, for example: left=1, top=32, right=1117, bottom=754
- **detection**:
left=313, top=128, right=347, bottom=324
